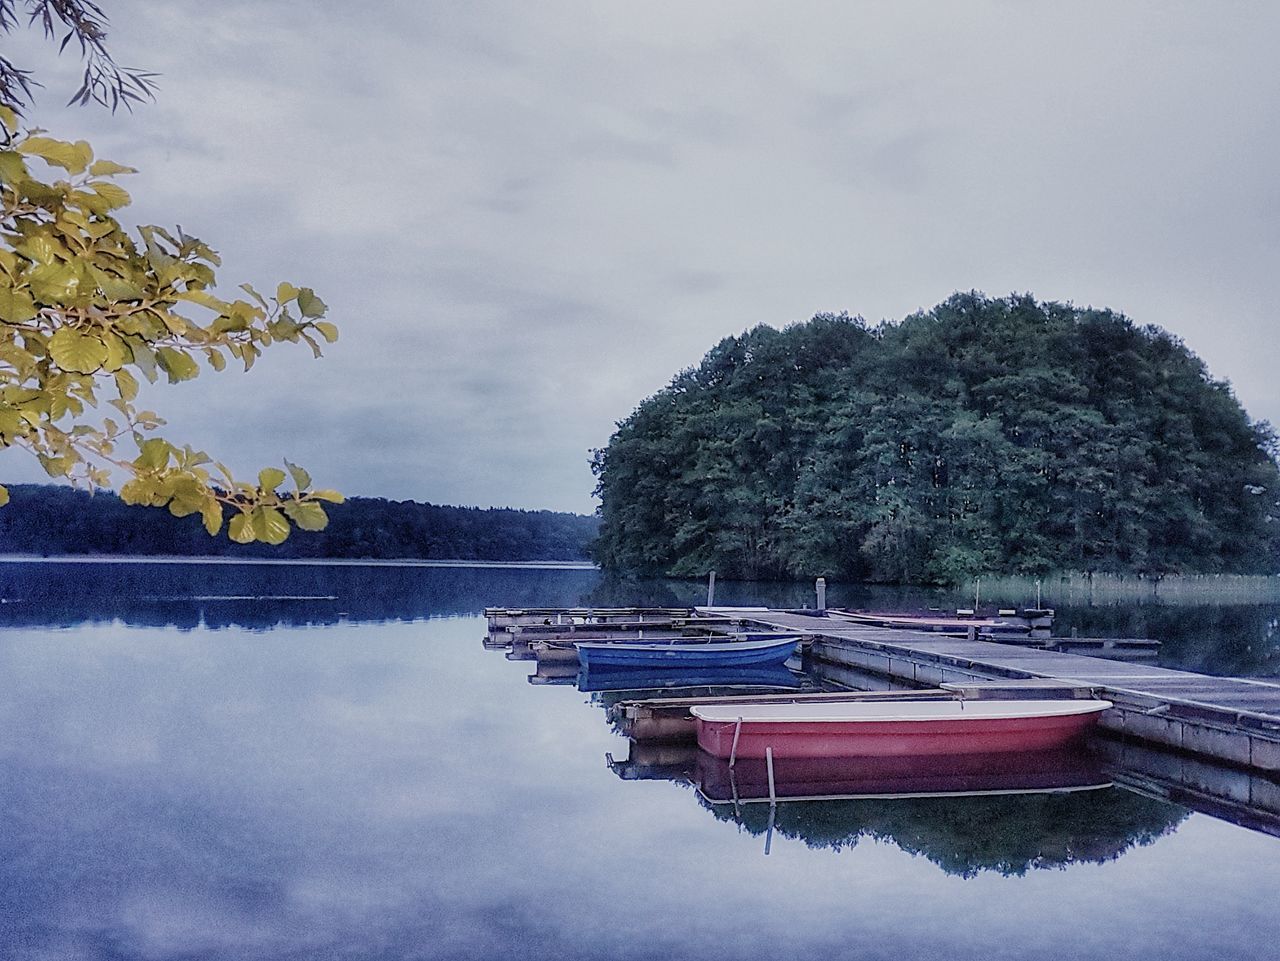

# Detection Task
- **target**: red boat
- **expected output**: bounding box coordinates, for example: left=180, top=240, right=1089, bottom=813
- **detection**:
left=691, top=698, right=1111, bottom=760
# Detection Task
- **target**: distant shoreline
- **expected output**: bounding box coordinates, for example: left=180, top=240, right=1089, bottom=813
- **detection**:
left=0, top=555, right=599, bottom=571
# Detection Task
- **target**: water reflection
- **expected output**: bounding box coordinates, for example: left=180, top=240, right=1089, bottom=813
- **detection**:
left=490, top=623, right=1193, bottom=880
left=0, top=561, right=598, bottom=628
left=603, top=739, right=1187, bottom=876
left=4, top=562, right=1279, bottom=675
left=701, top=780, right=1187, bottom=878
left=0, top=567, right=1278, bottom=960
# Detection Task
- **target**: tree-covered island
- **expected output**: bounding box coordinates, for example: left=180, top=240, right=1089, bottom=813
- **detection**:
left=591, top=293, right=1280, bottom=583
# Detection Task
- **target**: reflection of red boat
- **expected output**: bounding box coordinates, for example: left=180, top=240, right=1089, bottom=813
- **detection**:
left=691, top=698, right=1111, bottom=760
left=695, top=746, right=1111, bottom=803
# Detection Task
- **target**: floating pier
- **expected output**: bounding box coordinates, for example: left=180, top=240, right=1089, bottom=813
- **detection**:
left=486, top=605, right=1280, bottom=776
left=702, top=607, right=1280, bottom=775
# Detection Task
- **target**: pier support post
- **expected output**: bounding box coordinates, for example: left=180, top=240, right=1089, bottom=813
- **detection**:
left=815, top=577, right=826, bottom=612
left=707, top=571, right=716, bottom=607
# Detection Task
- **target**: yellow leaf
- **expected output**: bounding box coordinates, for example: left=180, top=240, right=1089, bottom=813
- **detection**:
left=202, top=500, right=223, bottom=536
left=89, top=159, right=138, bottom=177
left=283, top=499, right=328, bottom=531
left=229, top=512, right=255, bottom=543
left=17, top=136, right=91, bottom=174
left=252, top=507, right=290, bottom=545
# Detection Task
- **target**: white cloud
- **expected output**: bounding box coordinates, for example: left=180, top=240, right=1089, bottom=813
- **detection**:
left=5, top=0, right=1278, bottom=511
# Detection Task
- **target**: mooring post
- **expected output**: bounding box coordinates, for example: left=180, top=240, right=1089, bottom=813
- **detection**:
left=764, top=746, right=777, bottom=856
left=766, top=746, right=777, bottom=804
left=815, top=577, right=826, bottom=612
left=707, top=570, right=717, bottom=607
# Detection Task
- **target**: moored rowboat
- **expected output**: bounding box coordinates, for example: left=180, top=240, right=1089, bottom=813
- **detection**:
left=691, top=698, right=1111, bottom=759
left=575, top=635, right=799, bottom=671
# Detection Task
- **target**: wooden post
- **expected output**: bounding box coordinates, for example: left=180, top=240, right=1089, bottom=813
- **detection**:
left=707, top=571, right=717, bottom=607
left=815, top=577, right=826, bottom=612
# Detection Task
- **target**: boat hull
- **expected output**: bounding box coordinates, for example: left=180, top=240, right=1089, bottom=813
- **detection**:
left=575, top=636, right=798, bottom=670
left=693, top=699, right=1110, bottom=759
left=577, top=664, right=803, bottom=693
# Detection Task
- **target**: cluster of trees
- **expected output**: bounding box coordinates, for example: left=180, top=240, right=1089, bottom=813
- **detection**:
left=592, top=293, right=1280, bottom=583
left=0, top=484, right=598, bottom=560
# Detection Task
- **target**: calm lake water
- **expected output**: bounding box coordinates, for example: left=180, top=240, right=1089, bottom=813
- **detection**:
left=1, top=560, right=1279, bottom=960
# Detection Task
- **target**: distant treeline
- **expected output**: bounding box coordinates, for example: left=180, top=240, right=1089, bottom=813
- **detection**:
left=592, top=292, right=1280, bottom=583
left=0, top=484, right=599, bottom=561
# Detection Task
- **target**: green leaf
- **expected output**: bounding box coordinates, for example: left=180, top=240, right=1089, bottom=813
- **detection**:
left=229, top=512, right=255, bottom=544
left=297, top=288, right=327, bottom=318
left=29, top=262, right=89, bottom=304
left=283, top=499, right=328, bottom=531
left=284, top=459, right=311, bottom=491
left=48, top=328, right=109, bottom=373
left=0, top=483, right=8, bottom=506
left=115, top=365, right=140, bottom=399
left=252, top=506, right=290, bottom=545
left=275, top=282, right=300, bottom=303
left=156, top=347, right=200, bottom=383
left=313, top=321, right=339, bottom=344
left=0, top=151, right=27, bottom=184
left=128, top=339, right=158, bottom=383
left=258, top=467, right=286, bottom=491
left=0, top=287, right=37, bottom=323
left=38, top=454, right=71, bottom=478
left=136, top=438, right=171, bottom=470
left=310, top=489, right=345, bottom=504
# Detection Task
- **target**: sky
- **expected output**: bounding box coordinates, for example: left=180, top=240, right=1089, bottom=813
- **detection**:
left=4, top=0, right=1278, bottom=514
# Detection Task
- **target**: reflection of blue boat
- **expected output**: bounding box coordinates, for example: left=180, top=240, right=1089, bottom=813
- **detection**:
left=575, top=635, right=800, bottom=670
left=577, top=663, right=804, bottom=693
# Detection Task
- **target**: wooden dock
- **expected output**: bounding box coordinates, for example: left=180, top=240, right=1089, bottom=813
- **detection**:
left=485, top=605, right=1280, bottom=836
left=695, top=607, right=1280, bottom=774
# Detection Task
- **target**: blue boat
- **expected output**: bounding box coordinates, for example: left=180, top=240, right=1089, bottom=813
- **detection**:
left=576, top=663, right=804, bottom=693
left=574, top=635, right=800, bottom=670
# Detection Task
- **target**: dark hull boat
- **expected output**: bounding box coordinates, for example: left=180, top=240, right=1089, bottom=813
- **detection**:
left=574, top=635, right=800, bottom=671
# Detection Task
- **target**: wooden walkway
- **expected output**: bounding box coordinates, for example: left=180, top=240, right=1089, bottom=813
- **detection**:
left=701, top=607, right=1280, bottom=773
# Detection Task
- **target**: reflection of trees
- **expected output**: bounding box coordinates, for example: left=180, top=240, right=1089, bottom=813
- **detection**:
left=1054, top=603, right=1280, bottom=677
left=699, top=788, right=1187, bottom=877
left=0, top=562, right=600, bottom=629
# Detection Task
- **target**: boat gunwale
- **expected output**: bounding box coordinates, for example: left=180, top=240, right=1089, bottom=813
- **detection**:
left=690, top=698, right=1113, bottom=724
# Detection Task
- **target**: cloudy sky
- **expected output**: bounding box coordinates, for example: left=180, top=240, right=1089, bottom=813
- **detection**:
left=6, top=0, right=1279, bottom=514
